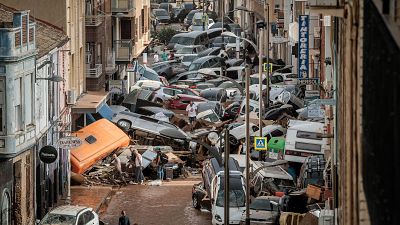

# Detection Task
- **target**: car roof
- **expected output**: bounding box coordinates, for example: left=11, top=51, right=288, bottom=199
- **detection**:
left=154, top=9, right=167, bottom=12
left=49, top=205, right=89, bottom=216
left=192, top=55, right=221, bottom=63
left=179, top=45, right=204, bottom=49
left=183, top=30, right=207, bottom=37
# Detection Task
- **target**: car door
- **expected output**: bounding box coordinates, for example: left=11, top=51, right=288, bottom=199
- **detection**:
left=85, top=210, right=98, bottom=225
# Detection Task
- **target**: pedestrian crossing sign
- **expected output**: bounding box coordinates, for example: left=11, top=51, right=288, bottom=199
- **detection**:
left=254, top=137, right=268, bottom=151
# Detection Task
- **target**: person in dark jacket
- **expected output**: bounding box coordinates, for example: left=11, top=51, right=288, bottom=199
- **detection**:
left=119, top=210, right=131, bottom=225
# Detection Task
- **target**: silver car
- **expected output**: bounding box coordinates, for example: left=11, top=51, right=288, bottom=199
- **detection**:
left=112, top=111, right=189, bottom=139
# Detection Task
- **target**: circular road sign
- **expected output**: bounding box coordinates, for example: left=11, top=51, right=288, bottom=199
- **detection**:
left=39, top=146, right=58, bottom=164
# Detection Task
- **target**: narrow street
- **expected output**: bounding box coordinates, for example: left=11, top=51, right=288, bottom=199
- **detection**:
left=100, top=179, right=212, bottom=225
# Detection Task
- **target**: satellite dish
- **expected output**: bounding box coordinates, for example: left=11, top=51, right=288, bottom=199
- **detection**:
left=207, top=132, right=219, bottom=145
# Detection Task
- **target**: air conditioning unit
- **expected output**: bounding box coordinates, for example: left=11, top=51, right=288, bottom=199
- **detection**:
left=67, top=89, right=77, bottom=105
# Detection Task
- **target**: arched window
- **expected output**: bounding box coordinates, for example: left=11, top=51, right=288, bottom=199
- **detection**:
left=1, top=191, right=11, bottom=225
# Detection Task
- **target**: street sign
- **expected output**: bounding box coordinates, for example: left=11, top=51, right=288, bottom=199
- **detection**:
left=298, top=78, right=319, bottom=85
left=307, top=104, right=324, bottom=118
left=58, top=136, right=83, bottom=149
left=271, top=36, right=288, bottom=44
left=39, top=146, right=58, bottom=164
left=309, top=98, right=336, bottom=106
left=254, top=137, right=268, bottom=151
left=263, top=63, right=273, bottom=73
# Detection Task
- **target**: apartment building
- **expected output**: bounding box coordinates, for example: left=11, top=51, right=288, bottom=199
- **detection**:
left=1, top=0, right=86, bottom=101
left=0, top=9, right=37, bottom=225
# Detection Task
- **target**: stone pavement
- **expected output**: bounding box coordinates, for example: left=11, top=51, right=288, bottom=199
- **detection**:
left=71, top=186, right=114, bottom=213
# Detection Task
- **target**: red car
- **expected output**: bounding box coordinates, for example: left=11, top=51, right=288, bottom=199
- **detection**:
left=167, top=94, right=206, bottom=110
left=167, top=85, right=200, bottom=96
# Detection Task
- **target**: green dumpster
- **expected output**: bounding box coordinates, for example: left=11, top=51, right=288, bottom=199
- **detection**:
left=267, top=137, right=285, bottom=160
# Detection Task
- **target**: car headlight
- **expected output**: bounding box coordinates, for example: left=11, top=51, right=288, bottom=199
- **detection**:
left=215, top=214, right=222, bottom=222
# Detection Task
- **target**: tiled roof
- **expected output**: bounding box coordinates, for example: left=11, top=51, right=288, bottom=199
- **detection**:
left=0, top=3, right=68, bottom=58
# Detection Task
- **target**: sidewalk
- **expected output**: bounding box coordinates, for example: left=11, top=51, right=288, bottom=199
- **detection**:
left=71, top=186, right=114, bottom=213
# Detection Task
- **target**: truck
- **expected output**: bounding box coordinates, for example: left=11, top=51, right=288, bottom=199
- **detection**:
left=192, top=157, right=246, bottom=225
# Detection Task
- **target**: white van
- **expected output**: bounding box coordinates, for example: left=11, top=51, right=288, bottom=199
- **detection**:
left=284, top=120, right=328, bottom=163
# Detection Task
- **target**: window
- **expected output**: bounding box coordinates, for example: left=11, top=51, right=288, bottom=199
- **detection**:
left=14, top=78, right=23, bottom=131
left=270, top=129, right=284, bottom=137
left=163, top=88, right=174, bottom=96
left=296, top=131, right=323, bottom=140
left=0, top=78, right=4, bottom=134
left=83, top=211, right=94, bottom=222
left=295, top=142, right=321, bottom=152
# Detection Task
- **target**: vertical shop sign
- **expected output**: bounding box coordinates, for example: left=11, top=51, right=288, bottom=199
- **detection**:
left=298, top=15, right=309, bottom=78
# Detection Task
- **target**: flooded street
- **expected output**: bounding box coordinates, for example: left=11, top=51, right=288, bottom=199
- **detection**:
left=100, top=179, right=212, bottom=225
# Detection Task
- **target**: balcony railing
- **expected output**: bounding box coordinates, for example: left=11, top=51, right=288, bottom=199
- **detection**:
left=86, top=64, right=103, bottom=78
left=112, top=0, right=134, bottom=13
left=114, top=40, right=134, bottom=62
left=85, top=14, right=104, bottom=26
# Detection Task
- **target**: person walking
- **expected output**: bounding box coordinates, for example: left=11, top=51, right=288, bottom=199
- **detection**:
left=185, top=101, right=197, bottom=131
left=161, top=49, right=168, bottom=61
left=112, top=154, right=127, bottom=185
left=119, top=211, right=131, bottom=225
left=153, top=52, right=160, bottom=63
left=132, top=149, right=144, bottom=184
left=152, top=18, right=159, bottom=33
left=156, top=149, right=168, bottom=180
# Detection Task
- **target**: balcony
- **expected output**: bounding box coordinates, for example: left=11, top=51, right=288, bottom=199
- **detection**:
left=86, top=64, right=103, bottom=78
left=85, top=14, right=104, bottom=26
left=114, top=40, right=134, bottom=63
left=112, top=0, right=135, bottom=13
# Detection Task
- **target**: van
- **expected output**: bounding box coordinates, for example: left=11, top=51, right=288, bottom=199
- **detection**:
left=174, top=31, right=209, bottom=50
left=284, top=120, right=328, bottom=163
left=190, top=12, right=209, bottom=31
left=70, top=119, right=130, bottom=174
left=192, top=157, right=246, bottom=225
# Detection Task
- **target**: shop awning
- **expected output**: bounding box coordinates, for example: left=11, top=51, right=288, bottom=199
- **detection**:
left=72, top=91, right=109, bottom=114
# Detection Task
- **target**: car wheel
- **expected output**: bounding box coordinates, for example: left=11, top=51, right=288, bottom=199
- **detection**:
left=192, top=195, right=201, bottom=209
left=156, top=98, right=164, bottom=104
left=229, top=135, right=238, bottom=146
left=117, top=120, right=131, bottom=131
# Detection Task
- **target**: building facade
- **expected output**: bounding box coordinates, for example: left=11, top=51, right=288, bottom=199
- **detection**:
left=1, top=0, right=86, bottom=101
left=0, top=9, right=37, bottom=225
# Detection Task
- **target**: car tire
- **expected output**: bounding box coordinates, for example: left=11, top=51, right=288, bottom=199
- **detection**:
left=156, top=98, right=164, bottom=104
left=117, top=120, right=131, bottom=131
left=192, top=195, right=201, bottom=209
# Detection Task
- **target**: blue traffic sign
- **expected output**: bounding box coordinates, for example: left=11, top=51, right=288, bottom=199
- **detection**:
left=254, top=137, right=268, bottom=151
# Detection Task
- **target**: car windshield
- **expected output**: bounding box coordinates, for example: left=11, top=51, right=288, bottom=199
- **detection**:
left=188, top=62, right=201, bottom=71
left=250, top=77, right=259, bottom=85
left=271, top=75, right=284, bottom=84
left=179, top=37, right=195, bottom=45
left=170, top=36, right=182, bottom=44
left=216, top=189, right=245, bottom=207
left=40, top=213, right=76, bottom=225
left=177, top=47, right=196, bottom=54
left=200, top=91, right=221, bottom=101
left=155, top=10, right=168, bottom=16
left=218, top=82, right=234, bottom=89
left=183, top=55, right=198, bottom=62
left=250, top=199, right=279, bottom=211
left=213, top=36, right=236, bottom=44
left=187, top=11, right=197, bottom=19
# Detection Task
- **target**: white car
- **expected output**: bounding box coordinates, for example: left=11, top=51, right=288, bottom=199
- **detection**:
left=130, top=80, right=164, bottom=91
left=154, top=86, right=183, bottom=103
left=38, top=205, right=99, bottom=225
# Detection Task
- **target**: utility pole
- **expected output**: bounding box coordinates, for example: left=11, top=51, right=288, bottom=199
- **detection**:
left=245, top=65, right=251, bottom=225
left=224, top=126, right=230, bottom=225
left=202, top=0, right=205, bottom=31
left=258, top=27, right=264, bottom=161
left=264, top=3, right=270, bottom=109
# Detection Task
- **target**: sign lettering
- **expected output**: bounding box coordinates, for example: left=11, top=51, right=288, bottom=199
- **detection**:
left=298, top=15, right=309, bottom=79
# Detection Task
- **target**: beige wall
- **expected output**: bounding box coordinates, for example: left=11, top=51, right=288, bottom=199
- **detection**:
left=3, top=0, right=86, bottom=98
